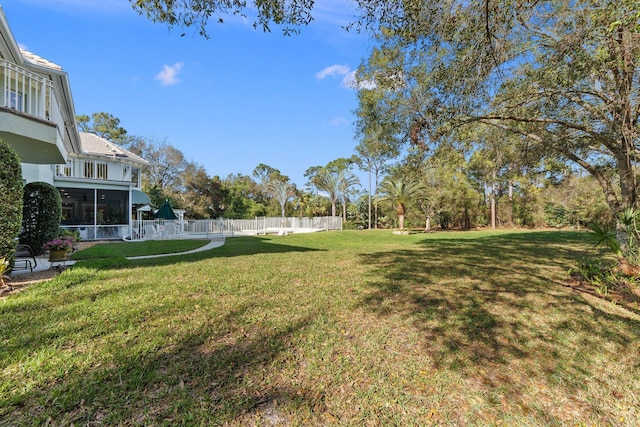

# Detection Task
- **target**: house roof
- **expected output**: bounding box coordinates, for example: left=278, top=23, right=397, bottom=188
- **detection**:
left=20, top=49, right=62, bottom=70
left=79, top=132, right=148, bottom=165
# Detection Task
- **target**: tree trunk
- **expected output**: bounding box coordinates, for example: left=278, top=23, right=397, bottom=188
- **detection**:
left=490, top=170, right=496, bottom=230
left=342, top=198, right=347, bottom=222
left=397, top=204, right=406, bottom=230
left=616, top=219, right=630, bottom=256
left=368, top=170, right=372, bottom=229
left=374, top=170, right=380, bottom=229
left=425, top=216, right=431, bottom=232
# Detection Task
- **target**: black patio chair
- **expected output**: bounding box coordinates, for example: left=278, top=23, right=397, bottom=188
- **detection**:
left=14, top=244, right=37, bottom=272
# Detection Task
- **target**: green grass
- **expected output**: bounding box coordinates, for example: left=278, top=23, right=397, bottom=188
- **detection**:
left=72, top=239, right=210, bottom=259
left=1, top=230, right=639, bottom=425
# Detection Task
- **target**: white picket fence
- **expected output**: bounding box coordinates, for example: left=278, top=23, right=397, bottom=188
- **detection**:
left=127, top=216, right=342, bottom=241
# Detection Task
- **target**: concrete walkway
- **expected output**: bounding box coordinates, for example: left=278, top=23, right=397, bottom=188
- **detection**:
left=126, top=238, right=225, bottom=260
left=10, top=238, right=226, bottom=275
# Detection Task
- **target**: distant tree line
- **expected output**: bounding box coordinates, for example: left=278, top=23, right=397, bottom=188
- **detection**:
left=78, top=111, right=611, bottom=231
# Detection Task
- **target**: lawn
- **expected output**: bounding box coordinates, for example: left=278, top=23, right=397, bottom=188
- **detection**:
left=1, top=230, right=639, bottom=425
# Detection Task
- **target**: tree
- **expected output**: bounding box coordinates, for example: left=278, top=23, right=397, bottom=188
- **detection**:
left=355, top=1, right=640, bottom=250
left=252, top=163, right=288, bottom=185
left=306, top=158, right=361, bottom=220
left=131, top=0, right=317, bottom=37
left=224, top=173, right=265, bottom=219
left=177, top=163, right=217, bottom=218
left=306, top=163, right=359, bottom=218
left=337, top=170, right=361, bottom=222
left=0, top=139, right=23, bottom=264
left=141, top=140, right=188, bottom=197
left=21, top=182, right=62, bottom=255
left=76, top=112, right=132, bottom=146
left=378, top=178, right=423, bottom=230
left=465, top=124, right=522, bottom=229
left=354, top=88, right=401, bottom=229
left=265, top=180, right=297, bottom=221
left=207, top=176, right=230, bottom=218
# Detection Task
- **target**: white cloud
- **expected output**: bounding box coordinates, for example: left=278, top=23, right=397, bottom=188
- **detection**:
left=342, top=70, right=358, bottom=88
left=316, top=65, right=377, bottom=90
left=156, top=62, right=184, bottom=86
left=329, top=117, right=348, bottom=126
left=347, top=71, right=377, bottom=90
left=316, top=64, right=351, bottom=80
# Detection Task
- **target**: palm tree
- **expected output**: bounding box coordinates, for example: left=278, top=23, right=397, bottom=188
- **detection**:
left=314, top=171, right=341, bottom=217
left=338, top=171, right=360, bottom=221
left=265, top=180, right=297, bottom=222
left=379, top=178, right=423, bottom=230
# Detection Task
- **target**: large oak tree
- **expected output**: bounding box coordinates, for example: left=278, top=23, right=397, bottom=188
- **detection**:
left=354, top=0, right=640, bottom=245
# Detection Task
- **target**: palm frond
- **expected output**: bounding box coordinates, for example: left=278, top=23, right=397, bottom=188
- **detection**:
left=588, top=222, right=621, bottom=257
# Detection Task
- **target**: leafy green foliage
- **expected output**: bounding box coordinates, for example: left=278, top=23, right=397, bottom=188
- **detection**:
left=21, top=182, right=62, bottom=255
left=589, top=222, right=621, bottom=257
left=355, top=0, right=640, bottom=229
left=0, top=139, right=23, bottom=264
left=131, top=0, right=316, bottom=38
left=378, top=178, right=423, bottom=229
left=76, top=112, right=132, bottom=146
left=590, top=207, right=640, bottom=264
left=573, top=257, right=640, bottom=296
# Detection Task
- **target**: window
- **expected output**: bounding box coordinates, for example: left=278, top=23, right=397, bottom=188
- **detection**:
left=96, top=162, right=108, bottom=180
left=56, top=162, right=71, bottom=177
left=131, top=168, right=139, bottom=187
left=83, top=161, right=94, bottom=179
left=6, top=90, right=22, bottom=110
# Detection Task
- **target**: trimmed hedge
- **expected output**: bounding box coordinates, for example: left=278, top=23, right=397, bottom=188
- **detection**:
left=21, top=182, right=62, bottom=255
left=0, top=139, right=23, bottom=264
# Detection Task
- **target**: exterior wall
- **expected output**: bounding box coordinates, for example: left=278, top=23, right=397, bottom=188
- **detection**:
left=21, top=163, right=55, bottom=185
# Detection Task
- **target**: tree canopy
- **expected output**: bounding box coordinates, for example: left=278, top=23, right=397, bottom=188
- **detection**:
left=354, top=0, right=640, bottom=239
left=130, top=0, right=316, bottom=37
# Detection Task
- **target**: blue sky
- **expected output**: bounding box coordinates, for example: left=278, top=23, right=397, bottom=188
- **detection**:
left=2, top=0, right=374, bottom=188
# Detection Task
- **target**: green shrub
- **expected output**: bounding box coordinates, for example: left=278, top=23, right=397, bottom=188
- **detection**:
left=59, top=227, right=81, bottom=243
left=21, top=182, right=62, bottom=255
left=0, top=139, right=23, bottom=264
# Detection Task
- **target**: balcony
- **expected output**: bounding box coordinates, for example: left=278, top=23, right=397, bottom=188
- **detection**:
left=0, top=60, right=66, bottom=164
left=55, top=157, right=142, bottom=188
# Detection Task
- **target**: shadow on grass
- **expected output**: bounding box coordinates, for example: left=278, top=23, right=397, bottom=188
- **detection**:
left=75, top=236, right=326, bottom=270
left=357, top=231, right=639, bottom=417
left=1, top=299, right=324, bottom=424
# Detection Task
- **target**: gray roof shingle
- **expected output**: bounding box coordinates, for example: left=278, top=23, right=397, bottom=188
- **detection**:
left=79, top=132, right=148, bottom=165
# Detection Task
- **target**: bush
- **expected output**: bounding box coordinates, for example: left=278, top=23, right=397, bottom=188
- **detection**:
left=0, top=139, right=23, bottom=264
left=21, top=182, right=62, bottom=255
left=59, top=228, right=81, bottom=243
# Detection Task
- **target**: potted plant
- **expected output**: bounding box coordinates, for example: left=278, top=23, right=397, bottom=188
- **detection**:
left=43, top=236, right=76, bottom=262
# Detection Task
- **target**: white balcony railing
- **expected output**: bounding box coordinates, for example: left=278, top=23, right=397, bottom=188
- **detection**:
left=0, top=60, right=62, bottom=130
left=56, top=158, right=142, bottom=187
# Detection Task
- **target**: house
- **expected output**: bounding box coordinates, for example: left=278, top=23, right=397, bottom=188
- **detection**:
left=0, top=6, right=150, bottom=241
left=54, top=132, right=149, bottom=240
left=0, top=6, right=80, bottom=168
